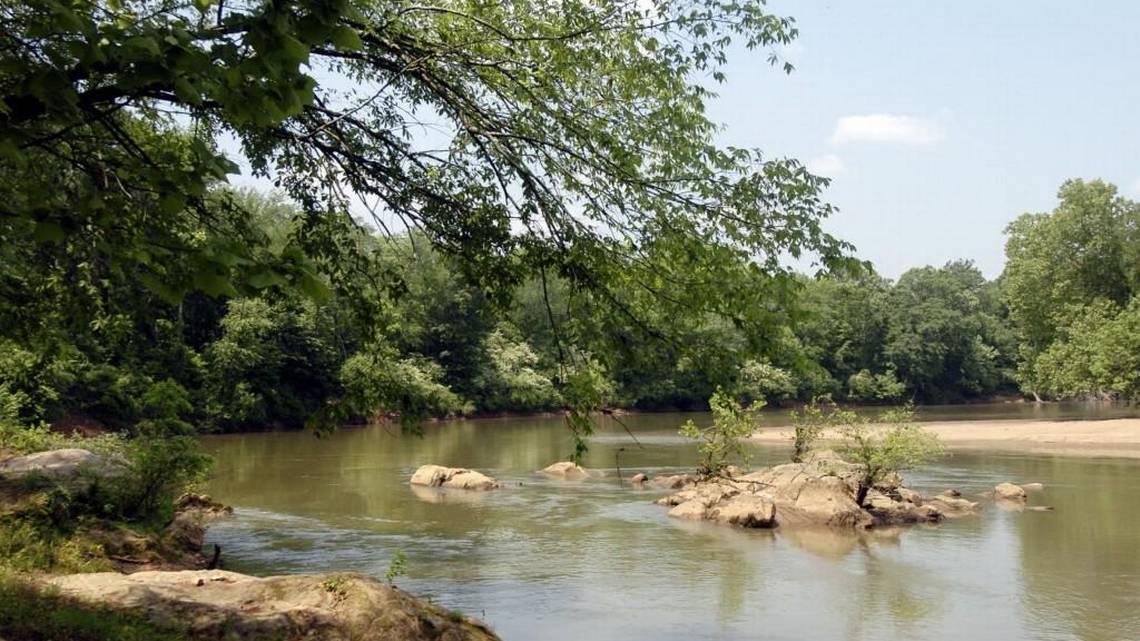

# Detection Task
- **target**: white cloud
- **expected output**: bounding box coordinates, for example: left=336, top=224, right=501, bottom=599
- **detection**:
left=830, top=113, right=946, bottom=145
left=807, top=154, right=845, bottom=177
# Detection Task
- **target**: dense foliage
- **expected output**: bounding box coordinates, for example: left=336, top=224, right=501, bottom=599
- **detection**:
left=2, top=0, right=861, bottom=451
left=1, top=0, right=1137, bottom=454
left=1003, top=179, right=1140, bottom=400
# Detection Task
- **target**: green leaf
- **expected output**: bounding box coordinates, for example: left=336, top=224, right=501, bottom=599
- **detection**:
left=174, top=78, right=200, bottom=105
left=33, top=221, right=65, bottom=243
left=330, top=26, right=363, bottom=52
left=159, top=192, right=186, bottom=214
left=298, top=271, right=332, bottom=301
left=246, top=269, right=289, bottom=289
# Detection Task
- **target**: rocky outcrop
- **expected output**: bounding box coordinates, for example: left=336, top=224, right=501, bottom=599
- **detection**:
left=42, top=570, right=499, bottom=641
left=655, top=451, right=976, bottom=530
left=630, top=473, right=648, bottom=484
left=410, top=465, right=500, bottom=491
left=538, top=461, right=592, bottom=479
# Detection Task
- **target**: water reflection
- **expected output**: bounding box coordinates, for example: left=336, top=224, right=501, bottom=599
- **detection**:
left=202, top=410, right=1140, bottom=641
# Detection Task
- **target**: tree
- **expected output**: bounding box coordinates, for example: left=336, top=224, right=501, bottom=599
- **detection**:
left=1032, top=299, right=1140, bottom=400
left=680, top=388, right=759, bottom=475
left=1002, top=179, right=1140, bottom=397
left=882, top=261, right=1014, bottom=402
left=793, top=273, right=892, bottom=394
left=3, top=0, right=855, bottom=448
left=846, top=369, right=905, bottom=403
left=837, top=405, right=942, bottom=506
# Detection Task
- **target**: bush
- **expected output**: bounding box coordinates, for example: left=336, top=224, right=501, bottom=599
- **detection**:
left=335, top=343, right=465, bottom=431
left=789, top=396, right=851, bottom=462
left=103, top=435, right=212, bottom=523
left=838, top=405, right=942, bottom=505
left=680, top=388, right=759, bottom=475
left=737, top=360, right=797, bottom=405
left=846, top=369, right=906, bottom=402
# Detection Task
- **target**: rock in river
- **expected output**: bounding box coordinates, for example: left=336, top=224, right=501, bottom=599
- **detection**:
left=410, top=465, right=500, bottom=491
left=655, top=450, right=976, bottom=530
left=994, top=482, right=1028, bottom=502
left=538, top=461, right=592, bottom=479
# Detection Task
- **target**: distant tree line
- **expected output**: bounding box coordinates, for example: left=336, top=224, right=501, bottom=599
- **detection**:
left=3, top=179, right=1136, bottom=435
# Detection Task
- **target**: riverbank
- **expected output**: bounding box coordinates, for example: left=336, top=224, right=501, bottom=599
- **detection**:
left=751, top=417, right=1140, bottom=458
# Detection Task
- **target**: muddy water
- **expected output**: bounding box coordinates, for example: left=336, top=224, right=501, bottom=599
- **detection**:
left=202, top=409, right=1140, bottom=641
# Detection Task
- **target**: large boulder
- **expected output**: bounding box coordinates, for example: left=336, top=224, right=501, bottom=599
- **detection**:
left=707, top=494, right=776, bottom=528
left=773, top=475, right=873, bottom=529
left=43, top=570, right=498, bottom=641
left=410, top=465, right=499, bottom=491
left=0, top=448, right=121, bottom=486
left=538, top=462, right=591, bottom=480
left=667, top=500, right=708, bottom=520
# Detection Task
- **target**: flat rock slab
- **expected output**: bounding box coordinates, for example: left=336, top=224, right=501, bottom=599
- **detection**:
left=410, top=465, right=500, bottom=491
left=44, top=570, right=498, bottom=641
left=0, top=448, right=102, bottom=478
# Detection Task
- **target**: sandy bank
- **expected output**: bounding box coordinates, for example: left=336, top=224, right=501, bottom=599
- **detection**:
left=750, top=418, right=1140, bottom=459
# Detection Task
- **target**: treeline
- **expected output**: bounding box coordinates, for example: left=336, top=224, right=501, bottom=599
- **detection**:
left=2, top=180, right=1137, bottom=435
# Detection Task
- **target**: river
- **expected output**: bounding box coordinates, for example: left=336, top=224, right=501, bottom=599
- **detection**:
left=202, top=404, right=1140, bottom=641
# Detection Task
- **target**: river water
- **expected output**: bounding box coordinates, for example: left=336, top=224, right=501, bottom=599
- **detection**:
left=202, top=405, right=1140, bottom=641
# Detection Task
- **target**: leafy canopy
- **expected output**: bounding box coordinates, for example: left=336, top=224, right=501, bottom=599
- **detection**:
left=3, top=0, right=857, bottom=449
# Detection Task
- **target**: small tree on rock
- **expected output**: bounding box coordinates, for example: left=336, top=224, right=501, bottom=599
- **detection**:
left=680, top=388, right=760, bottom=476
left=839, top=405, right=942, bottom=506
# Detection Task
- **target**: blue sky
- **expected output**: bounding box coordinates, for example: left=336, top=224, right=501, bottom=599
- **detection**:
left=706, top=1, right=1140, bottom=277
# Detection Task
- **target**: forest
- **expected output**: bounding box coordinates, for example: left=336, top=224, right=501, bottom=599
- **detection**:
left=4, top=176, right=1139, bottom=437
left=4, top=0, right=1137, bottom=446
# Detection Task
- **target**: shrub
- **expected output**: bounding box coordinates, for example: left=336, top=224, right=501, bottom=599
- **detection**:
left=846, top=369, right=906, bottom=402
left=680, top=388, right=759, bottom=475
left=737, top=360, right=797, bottom=405
left=789, top=396, right=854, bottom=462
left=838, top=404, right=943, bottom=505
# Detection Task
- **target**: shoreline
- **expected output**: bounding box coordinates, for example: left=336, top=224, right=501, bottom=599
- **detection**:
left=750, top=417, right=1140, bottom=459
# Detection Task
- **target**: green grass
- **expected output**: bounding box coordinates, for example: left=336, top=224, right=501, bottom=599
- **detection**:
left=0, top=519, right=111, bottom=574
left=0, top=575, right=190, bottom=641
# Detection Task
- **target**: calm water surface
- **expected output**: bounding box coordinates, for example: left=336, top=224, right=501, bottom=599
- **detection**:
left=202, top=406, right=1140, bottom=641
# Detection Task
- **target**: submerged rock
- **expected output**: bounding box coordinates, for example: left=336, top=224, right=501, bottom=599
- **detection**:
left=538, top=461, right=591, bottom=479
left=925, top=491, right=979, bottom=517
left=410, top=465, right=500, bottom=491
left=43, top=570, right=499, bottom=641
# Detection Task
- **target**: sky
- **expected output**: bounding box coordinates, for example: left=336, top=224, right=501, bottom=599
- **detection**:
left=705, top=1, right=1140, bottom=278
